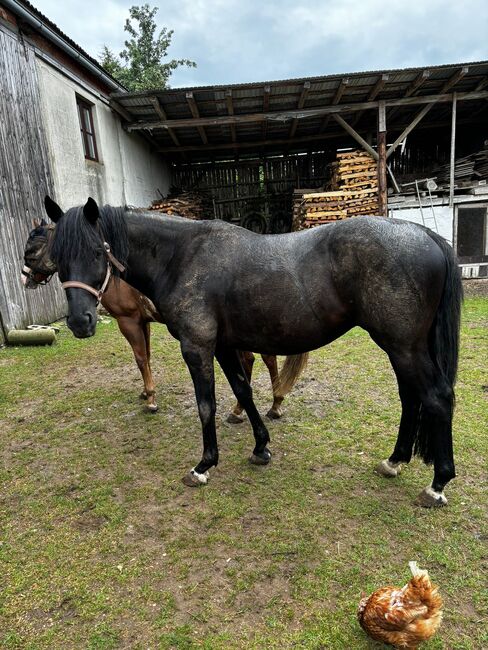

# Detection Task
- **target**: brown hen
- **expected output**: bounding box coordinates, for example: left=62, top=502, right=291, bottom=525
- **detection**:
left=358, top=562, right=443, bottom=649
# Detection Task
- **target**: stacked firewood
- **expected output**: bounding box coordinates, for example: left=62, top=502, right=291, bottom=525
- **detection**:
left=149, top=190, right=212, bottom=220
left=293, top=151, right=379, bottom=229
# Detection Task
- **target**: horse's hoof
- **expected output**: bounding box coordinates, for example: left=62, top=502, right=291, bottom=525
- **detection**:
left=182, top=468, right=210, bottom=487
left=146, top=403, right=158, bottom=413
left=375, top=459, right=402, bottom=478
left=227, top=413, right=244, bottom=424
left=415, top=486, right=448, bottom=508
left=266, top=408, right=282, bottom=420
left=249, top=448, right=272, bottom=465
left=139, top=391, right=148, bottom=401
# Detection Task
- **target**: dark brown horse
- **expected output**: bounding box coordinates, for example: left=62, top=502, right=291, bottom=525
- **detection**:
left=22, top=218, right=305, bottom=417
left=46, top=197, right=463, bottom=507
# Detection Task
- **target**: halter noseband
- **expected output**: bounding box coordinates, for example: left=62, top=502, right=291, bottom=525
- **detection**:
left=61, top=242, right=125, bottom=303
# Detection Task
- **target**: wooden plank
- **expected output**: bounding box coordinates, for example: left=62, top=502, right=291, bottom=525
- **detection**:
left=321, top=77, right=349, bottom=131
left=149, top=97, right=180, bottom=146
left=333, top=114, right=379, bottom=161
left=386, top=101, right=437, bottom=159
left=225, top=89, right=237, bottom=142
left=262, top=85, right=271, bottom=138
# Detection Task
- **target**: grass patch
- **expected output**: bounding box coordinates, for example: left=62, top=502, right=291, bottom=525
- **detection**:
left=0, top=298, right=487, bottom=648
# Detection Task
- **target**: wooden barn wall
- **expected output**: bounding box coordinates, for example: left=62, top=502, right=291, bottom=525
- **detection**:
left=0, top=26, right=65, bottom=343
left=172, top=152, right=332, bottom=233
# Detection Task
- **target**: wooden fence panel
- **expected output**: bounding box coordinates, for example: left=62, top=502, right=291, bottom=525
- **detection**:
left=0, top=27, right=65, bottom=343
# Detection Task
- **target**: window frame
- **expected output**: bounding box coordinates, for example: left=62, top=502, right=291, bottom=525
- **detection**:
left=76, top=96, right=99, bottom=162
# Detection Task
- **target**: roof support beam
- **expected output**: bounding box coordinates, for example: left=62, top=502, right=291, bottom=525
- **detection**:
left=225, top=90, right=237, bottom=142
left=262, top=85, right=271, bottom=138
left=149, top=97, right=180, bottom=146
left=332, top=114, right=379, bottom=160
left=377, top=101, right=387, bottom=216
left=320, top=77, right=349, bottom=132
left=441, top=66, right=469, bottom=93
left=186, top=91, right=208, bottom=144
left=449, top=93, right=457, bottom=208
left=387, top=70, right=430, bottom=121
left=289, top=81, right=311, bottom=138
left=353, top=74, right=389, bottom=126
left=386, top=101, right=438, bottom=159
left=128, top=89, right=488, bottom=132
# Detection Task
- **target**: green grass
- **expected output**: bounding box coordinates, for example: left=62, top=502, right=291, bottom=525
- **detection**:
left=0, top=297, right=487, bottom=649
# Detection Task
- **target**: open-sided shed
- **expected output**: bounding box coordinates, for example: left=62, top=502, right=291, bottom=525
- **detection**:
left=110, top=63, right=488, bottom=274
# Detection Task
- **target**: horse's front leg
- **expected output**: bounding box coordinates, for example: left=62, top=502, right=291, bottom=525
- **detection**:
left=216, top=345, right=271, bottom=465
left=180, top=340, right=219, bottom=487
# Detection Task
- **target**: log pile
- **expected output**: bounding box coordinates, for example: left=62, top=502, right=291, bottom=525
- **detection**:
left=293, top=151, right=379, bottom=229
left=149, top=190, right=212, bottom=220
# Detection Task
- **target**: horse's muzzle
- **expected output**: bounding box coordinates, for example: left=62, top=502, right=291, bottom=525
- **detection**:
left=67, top=311, right=97, bottom=338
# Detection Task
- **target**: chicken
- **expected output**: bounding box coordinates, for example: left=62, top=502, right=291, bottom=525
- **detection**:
left=357, top=562, right=443, bottom=649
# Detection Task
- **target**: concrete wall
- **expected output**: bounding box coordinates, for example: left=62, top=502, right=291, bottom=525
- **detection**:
left=36, top=58, right=171, bottom=210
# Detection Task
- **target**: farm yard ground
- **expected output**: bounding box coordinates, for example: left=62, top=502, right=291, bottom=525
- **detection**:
left=0, top=297, right=486, bottom=650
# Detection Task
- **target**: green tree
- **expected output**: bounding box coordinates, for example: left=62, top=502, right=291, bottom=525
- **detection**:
left=99, top=4, right=196, bottom=91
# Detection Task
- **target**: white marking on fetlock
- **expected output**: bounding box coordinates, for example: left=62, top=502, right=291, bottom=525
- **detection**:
left=377, top=459, right=402, bottom=477
left=190, top=467, right=210, bottom=485
left=423, top=485, right=447, bottom=505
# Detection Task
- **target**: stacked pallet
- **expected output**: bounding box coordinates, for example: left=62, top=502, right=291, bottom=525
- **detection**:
left=293, top=151, right=379, bottom=229
left=149, top=190, right=212, bottom=220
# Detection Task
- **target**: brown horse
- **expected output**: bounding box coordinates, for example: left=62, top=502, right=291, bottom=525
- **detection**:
left=22, top=218, right=306, bottom=417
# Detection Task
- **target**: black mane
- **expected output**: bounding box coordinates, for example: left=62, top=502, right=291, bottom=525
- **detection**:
left=51, top=205, right=129, bottom=276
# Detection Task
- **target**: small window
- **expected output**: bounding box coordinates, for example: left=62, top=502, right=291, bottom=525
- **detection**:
left=76, top=96, right=98, bottom=161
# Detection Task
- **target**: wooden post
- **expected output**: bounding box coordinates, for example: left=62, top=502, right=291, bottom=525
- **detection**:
left=449, top=92, right=457, bottom=208
left=377, top=101, right=387, bottom=216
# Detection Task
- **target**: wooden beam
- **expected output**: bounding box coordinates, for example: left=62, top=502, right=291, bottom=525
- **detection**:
left=386, top=101, right=437, bottom=159
left=149, top=97, right=180, bottom=146
left=320, top=78, right=349, bottom=131
left=474, top=77, right=488, bottom=91
left=289, top=81, right=310, bottom=139
left=127, top=89, right=488, bottom=132
left=262, top=85, right=271, bottom=138
left=387, top=70, right=431, bottom=121
left=225, top=90, right=237, bottom=142
left=441, top=66, right=469, bottom=93
left=155, top=113, right=484, bottom=155
left=110, top=98, right=132, bottom=122
left=332, top=114, right=379, bottom=160
left=377, top=101, right=387, bottom=217
left=450, top=92, right=457, bottom=208
left=186, top=91, right=208, bottom=144
left=353, top=74, right=389, bottom=126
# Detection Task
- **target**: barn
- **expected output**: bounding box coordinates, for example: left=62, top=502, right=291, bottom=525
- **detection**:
left=1, top=0, right=487, bottom=342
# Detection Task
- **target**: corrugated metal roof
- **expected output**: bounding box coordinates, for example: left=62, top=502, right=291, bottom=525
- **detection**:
left=110, top=60, right=488, bottom=162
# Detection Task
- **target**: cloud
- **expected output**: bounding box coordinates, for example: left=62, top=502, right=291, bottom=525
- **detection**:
left=29, top=0, right=488, bottom=86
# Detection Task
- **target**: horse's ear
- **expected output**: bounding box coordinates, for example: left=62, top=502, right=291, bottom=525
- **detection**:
left=40, top=218, right=47, bottom=226
left=83, top=197, right=100, bottom=225
left=44, top=196, right=63, bottom=223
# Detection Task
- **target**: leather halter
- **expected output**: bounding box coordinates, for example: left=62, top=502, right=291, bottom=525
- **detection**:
left=61, top=242, right=126, bottom=303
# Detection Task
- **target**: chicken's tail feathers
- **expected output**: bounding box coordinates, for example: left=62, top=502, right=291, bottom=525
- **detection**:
left=409, top=561, right=428, bottom=578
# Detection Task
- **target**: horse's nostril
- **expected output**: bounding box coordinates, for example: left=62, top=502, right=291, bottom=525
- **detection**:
left=86, top=311, right=93, bottom=326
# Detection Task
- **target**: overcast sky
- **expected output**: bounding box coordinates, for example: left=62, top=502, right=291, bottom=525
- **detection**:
left=31, top=0, right=488, bottom=87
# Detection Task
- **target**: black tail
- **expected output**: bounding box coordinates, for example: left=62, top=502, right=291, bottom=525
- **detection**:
left=413, top=230, right=463, bottom=464
left=426, top=231, right=463, bottom=388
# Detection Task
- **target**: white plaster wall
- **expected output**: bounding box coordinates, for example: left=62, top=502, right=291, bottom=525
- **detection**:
left=388, top=204, right=454, bottom=245
left=36, top=58, right=171, bottom=210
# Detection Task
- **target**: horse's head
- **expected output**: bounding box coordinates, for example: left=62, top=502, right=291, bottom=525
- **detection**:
left=22, top=217, right=57, bottom=289
left=46, top=195, right=113, bottom=339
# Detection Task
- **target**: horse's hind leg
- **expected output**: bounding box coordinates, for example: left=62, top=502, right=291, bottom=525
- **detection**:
left=381, top=348, right=455, bottom=506
left=227, top=351, right=255, bottom=424
left=376, top=379, right=420, bottom=478
left=217, top=346, right=271, bottom=465
left=261, top=354, right=284, bottom=419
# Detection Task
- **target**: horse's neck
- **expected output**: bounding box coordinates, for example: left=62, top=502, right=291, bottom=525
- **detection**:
left=123, top=213, right=187, bottom=302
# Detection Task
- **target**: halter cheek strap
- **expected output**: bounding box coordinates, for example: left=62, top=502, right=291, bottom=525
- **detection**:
left=61, top=243, right=125, bottom=303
